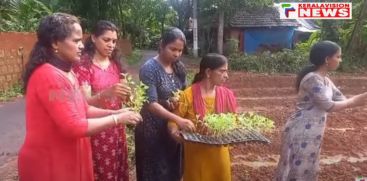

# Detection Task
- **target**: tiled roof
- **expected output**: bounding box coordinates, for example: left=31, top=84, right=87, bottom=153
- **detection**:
left=230, top=7, right=300, bottom=27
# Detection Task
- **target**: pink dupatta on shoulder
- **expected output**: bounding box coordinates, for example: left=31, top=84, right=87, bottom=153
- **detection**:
left=192, top=83, right=237, bottom=120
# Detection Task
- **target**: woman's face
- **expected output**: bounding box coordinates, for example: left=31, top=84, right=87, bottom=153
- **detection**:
left=53, top=23, right=84, bottom=63
left=326, top=49, right=342, bottom=71
left=207, top=63, right=229, bottom=86
left=92, top=30, right=118, bottom=58
left=160, top=39, right=184, bottom=63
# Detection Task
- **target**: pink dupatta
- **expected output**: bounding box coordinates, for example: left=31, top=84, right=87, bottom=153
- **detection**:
left=192, top=83, right=237, bottom=120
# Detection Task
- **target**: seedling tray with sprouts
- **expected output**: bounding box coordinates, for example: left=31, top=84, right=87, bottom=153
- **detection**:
left=181, top=128, right=270, bottom=145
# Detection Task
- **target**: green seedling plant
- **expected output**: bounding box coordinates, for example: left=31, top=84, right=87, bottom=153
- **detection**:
left=237, top=112, right=275, bottom=133
left=198, top=112, right=274, bottom=136
left=121, top=73, right=148, bottom=112
left=171, top=89, right=183, bottom=102
left=202, top=113, right=237, bottom=136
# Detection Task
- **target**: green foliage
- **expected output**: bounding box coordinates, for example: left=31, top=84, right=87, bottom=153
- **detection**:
left=171, top=89, right=183, bottom=102
left=204, top=113, right=238, bottom=135
left=320, top=20, right=340, bottom=42
left=338, top=54, right=367, bottom=72
left=0, top=83, right=23, bottom=102
left=38, top=0, right=177, bottom=49
left=337, top=0, right=367, bottom=70
left=224, top=38, right=239, bottom=56
left=295, top=31, right=320, bottom=53
left=186, top=71, right=195, bottom=86
left=198, top=0, right=273, bottom=54
left=125, top=125, right=136, bottom=167
left=122, top=73, right=149, bottom=112
left=229, top=49, right=308, bottom=73
left=125, top=49, right=143, bottom=66
left=237, top=112, right=275, bottom=133
left=201, top=112, right=274, bottom=136
left=168, top=0, right=192, bottom=29
left=337, top=0, right=367, bottom=48
left=0, top=0, right=52, bottom=32
left=121, top=73, right=148, bottom=167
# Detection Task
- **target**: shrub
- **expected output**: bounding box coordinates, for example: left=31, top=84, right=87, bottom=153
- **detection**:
left=0, top=83, right=23, bottom=102
left=125, top=49, right=143, bottom=66
left=229, top=49, right=308, bottom=73
left=224, top=38, right=239, bottom=56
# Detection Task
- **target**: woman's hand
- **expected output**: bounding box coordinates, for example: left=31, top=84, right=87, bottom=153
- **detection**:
left=351, top=92, right=367, bottom=106
left=101, top=83, right=131, bottom=100
left=109, top=108, right=133, bottom=115
left=168, top=97, right=180, bottom=111
left=115, top=111, right=142, bottom=125
left=168, top=124, right=183, bottom=143
left=176, top=118, right=195, bottom=132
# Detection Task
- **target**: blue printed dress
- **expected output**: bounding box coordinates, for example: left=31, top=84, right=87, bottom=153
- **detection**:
left=135, top=58, right=186, bottom=181
left=275, top=72, right=346, bottom=181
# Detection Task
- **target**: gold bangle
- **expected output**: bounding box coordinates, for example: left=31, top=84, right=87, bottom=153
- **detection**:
left=112, top=115, right=118, bottom=125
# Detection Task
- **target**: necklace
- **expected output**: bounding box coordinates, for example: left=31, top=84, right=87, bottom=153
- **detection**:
left=93, top=59, right=110, bottom=71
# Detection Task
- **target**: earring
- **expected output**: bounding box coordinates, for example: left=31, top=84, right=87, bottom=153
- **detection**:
left=54, top=49, right=58, bottom=53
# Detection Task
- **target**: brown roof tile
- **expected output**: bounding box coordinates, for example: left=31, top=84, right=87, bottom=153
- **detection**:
left=230, top=7, right=300, bottom=27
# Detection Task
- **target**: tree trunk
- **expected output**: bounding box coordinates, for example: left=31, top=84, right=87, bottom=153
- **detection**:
left=217, top=11, right=224, bottom=54
left=346, top=0, right=367, bottom=55
left=192, top=0, right=198, bottom=57
left=161, top=13, right=166, bottom=37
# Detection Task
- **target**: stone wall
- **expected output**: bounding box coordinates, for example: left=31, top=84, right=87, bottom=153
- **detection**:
left=0, top=32, right=132, bottom=91
left=0, top=32, right=36, bottom=91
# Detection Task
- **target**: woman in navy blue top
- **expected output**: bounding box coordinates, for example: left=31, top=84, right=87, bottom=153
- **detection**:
left=135, top=27, right=195, bottom=181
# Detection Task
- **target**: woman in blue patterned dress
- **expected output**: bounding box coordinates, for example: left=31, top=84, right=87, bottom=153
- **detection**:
left=275, top=41, right=367, bottom=181
left=135, top=27, right=195, bottom=181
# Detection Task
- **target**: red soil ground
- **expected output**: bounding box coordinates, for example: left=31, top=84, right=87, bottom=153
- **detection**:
left=226, top=72, right=367, bottom=181
left=1, top=71, right=367, bottom=181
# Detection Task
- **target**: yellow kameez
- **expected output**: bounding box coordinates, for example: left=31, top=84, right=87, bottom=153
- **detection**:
left=170, top=86, right=231, bottom=181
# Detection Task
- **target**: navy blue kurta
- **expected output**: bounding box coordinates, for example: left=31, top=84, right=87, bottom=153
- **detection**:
left=135, top=58, right=186, bottom=181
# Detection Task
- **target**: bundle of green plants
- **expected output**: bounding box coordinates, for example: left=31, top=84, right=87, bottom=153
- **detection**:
left=121, top=73, right=148, bottom=112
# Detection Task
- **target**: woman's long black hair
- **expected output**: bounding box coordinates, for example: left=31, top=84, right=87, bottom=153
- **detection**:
left=22, top=13, right=80, bottom=93
left=295, top=40, right=341, bottom=92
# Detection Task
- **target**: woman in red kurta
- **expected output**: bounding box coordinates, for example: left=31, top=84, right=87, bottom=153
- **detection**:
left=20, top=63, right=94, bottom=181
left=73, top=20, right=131, bottom=181
left=18, top=13, right=142, bottom=181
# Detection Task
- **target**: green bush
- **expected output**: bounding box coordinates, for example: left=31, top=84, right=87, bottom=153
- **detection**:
left=339, top=54, right=367, bottom=72
left=229, top=49, right=308, bottom=73
left=125, top=49, right=143, bottom=66
left=125, top=125, right=136, bottom=167
left=186, top=70, right=195, bottom=85
left=224, top=38, right=239, bottom=56
left=0, top=83, right=23, bottom=102
left=229, top=49, right=367, bottom=74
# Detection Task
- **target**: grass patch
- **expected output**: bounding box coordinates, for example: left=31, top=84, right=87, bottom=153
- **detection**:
left=0, top=83, right=23, bottom=102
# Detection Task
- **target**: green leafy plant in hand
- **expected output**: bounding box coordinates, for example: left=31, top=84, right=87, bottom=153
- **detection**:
left=171, top=89, right=183, bottom=102
left=121, top=73, right=148, bottom=112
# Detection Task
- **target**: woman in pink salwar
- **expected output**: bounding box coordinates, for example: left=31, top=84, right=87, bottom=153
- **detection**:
left=73, top=20, right=131, bottom=181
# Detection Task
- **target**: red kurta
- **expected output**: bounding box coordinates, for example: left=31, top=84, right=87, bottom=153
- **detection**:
left=18, top=63, right=94, bottom=181
left=73, top=57, right=129, bottom=181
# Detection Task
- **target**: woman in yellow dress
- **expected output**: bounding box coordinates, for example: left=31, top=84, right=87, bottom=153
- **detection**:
left=168, top=53, right=237, bottom=181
